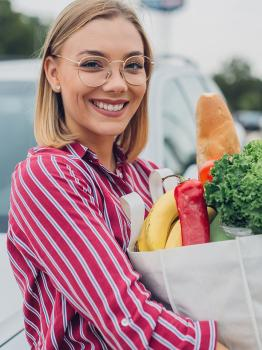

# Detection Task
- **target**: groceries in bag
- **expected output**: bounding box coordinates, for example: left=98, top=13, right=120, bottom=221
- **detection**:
left=196, top=93, right=240, bottom=188
left=205, top=139, right=262, bottom=235
left=196, top=93, right=240, bottom=172
left=137, top=94, right=261, bottom=250
left=174, top=178, right=210, bottom=245
left=136, top=189, right=179, bottom=251
left=136, top=176, right=217, bottom=251
left=196, top=93, right=248, bottom=241
left=121, top=93, right=262, bottom=349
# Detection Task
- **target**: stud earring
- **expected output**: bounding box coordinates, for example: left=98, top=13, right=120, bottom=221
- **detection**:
left=55, top=85, right=61, bottom=91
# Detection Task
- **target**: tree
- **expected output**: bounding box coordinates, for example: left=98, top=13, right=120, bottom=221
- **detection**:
left=0, top=0, right=49, bottom=59
left=213, top=57, right=262, bottom=111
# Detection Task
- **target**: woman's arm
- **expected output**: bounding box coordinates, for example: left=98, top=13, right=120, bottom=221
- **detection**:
left=216, top=342, right=228, bottom=350
left=9, top=154, right=217, bottom=349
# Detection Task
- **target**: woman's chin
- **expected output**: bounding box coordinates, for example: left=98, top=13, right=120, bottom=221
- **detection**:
left=94, top=121, right=130, bottom=137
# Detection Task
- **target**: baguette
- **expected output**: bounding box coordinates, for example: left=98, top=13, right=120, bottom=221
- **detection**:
left=196, top=93, right=241, bottom=169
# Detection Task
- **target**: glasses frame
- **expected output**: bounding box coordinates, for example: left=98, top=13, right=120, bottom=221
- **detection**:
left=53, top=54, right=154, bottom=87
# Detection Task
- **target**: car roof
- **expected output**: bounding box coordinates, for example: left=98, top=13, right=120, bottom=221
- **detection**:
left=0, top=59, right=41, bottom=81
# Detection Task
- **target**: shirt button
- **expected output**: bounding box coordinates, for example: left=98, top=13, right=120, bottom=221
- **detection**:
left=116, top=169, right=123, bottom=178
left=121, top=317, right=131, bottom=327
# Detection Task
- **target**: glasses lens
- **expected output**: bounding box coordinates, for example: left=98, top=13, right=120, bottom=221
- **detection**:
left=123, top=56, right=150, bottom=85
left=78, top=56, right=109, bottom=87
left=77, top=55, right=152, bottom=87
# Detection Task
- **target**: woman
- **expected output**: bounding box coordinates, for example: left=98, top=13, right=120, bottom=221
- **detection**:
left=7, top=0, right=227, bottom=349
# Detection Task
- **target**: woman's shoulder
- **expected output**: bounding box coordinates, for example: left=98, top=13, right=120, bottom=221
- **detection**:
left=13, top=145, right=91, bottom=182
left=131, top=157, right=159, bottom=176
left=18, top=145, right=76, bottom=167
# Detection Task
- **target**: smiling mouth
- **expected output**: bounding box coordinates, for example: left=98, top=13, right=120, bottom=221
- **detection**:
left=91, top=100, right=128, bottom=112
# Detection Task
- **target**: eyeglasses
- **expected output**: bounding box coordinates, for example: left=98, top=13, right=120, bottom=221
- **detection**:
left=54, top=54, right=154, bottom=87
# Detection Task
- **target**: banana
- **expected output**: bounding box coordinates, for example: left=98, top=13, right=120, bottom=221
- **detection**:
left=165, top=206, right=217, bottom=249
left=137, top=190, right=178, bottom=251
left=165, top=219, right=182, bottom=249
left=207, top=207, right=217, bottom=223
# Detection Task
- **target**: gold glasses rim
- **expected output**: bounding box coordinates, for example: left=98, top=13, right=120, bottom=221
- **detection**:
left=52, top=54, right=154, bottom=87
left=53, top=54, right=155, bottom=67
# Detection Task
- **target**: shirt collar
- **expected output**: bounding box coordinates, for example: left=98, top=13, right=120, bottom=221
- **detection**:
left=63, top=141, right=127, bottom=165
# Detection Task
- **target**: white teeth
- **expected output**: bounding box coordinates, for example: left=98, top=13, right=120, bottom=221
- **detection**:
left=92, top=100, right=125, bottom=112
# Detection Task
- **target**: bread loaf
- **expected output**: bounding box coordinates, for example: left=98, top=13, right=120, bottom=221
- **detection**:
left=196, top=93, right=240, bottom=168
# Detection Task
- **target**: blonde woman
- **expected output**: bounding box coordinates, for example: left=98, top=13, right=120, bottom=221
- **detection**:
left=8, top=1, right=227, bottom=349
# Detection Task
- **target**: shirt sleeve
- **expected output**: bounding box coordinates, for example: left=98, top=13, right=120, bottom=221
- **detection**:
left=10, top=154, right=217, bottom=350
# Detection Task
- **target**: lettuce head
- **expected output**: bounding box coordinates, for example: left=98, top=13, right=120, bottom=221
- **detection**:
left=205, top=140, right=262, bottom=233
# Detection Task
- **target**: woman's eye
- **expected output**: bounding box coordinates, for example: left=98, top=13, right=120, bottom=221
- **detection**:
left=80, top=60, right=104, bottom=70
left=125, top=62, right=144, bottom=72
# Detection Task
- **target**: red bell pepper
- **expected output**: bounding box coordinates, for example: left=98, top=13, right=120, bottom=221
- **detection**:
left=198, top=160, right=215, bottom=185
left=174, top=178, right=210, bottom=245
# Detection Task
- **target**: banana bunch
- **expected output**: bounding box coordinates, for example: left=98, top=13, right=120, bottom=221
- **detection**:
left=136, top=190, right=216, bottom=252
left=136, top=190, right=179, bottom=251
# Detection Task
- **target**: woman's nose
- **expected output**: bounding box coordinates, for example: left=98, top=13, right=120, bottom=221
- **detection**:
left=102, top=67, right=128, bottom=93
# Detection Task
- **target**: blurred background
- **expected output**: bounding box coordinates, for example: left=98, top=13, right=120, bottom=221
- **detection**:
left=1, top=0, right=262, bottom=232
left=2, top=0, right=262, bottom=134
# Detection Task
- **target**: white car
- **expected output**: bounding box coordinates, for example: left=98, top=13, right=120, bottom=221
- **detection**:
left=0, top=56, right=244, bottom=348
left=0, top=235, right=27, bottom=349
left=0, top=59, right=40, bottom=349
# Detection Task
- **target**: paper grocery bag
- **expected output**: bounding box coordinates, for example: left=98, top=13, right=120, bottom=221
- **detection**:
left=120, top=169, right=262, bottom=350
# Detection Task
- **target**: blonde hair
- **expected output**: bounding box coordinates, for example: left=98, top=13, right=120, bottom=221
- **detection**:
left=35, top=0, right=153, bottom=161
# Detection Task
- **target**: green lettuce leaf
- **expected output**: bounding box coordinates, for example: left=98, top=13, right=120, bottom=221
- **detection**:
left=205, top=140, right=262, bottom=233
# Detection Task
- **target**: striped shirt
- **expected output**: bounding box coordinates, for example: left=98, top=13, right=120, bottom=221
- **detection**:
left=7, top=142, right=217, bottom=349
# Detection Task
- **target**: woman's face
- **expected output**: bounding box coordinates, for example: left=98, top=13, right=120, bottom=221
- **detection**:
left=46, top=16, right=147, bottom=146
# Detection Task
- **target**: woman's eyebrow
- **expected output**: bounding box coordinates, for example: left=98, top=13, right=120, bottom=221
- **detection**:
left=77, top=50, right=144, bottom=58
left=123, top=51, right=144, bottom=59
left=77, top=50, right=107, bottom=57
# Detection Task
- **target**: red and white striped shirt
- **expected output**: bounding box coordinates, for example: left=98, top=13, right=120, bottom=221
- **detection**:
left=7, top=142, right=217, bottom=349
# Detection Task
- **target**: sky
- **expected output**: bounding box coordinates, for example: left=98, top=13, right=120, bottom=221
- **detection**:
left=11, top=0, right=262, bottom=77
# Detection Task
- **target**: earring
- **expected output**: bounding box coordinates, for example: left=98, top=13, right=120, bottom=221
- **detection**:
left=55, top=85, right=61, bottom=92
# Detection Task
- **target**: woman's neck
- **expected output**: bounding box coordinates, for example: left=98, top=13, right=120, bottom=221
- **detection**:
left=97, top=149, right=116, bottom=172
left=79, top=137, right=116, bottom=172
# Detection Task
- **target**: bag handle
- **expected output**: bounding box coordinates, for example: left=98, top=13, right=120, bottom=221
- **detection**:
left=120, top=192, right=145, bottom=251
left=121, top=168, right=179, bottom=250
left=149, top=168, right=179, bottom=203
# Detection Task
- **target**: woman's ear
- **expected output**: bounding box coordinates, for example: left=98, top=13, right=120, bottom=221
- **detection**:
left=44, top=56, right=61, bottom=93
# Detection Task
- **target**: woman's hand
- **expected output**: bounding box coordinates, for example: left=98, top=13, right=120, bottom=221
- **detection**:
left=216, top=342, right=228, bottom=350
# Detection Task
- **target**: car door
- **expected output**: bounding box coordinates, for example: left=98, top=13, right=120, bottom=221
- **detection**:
left=0, top=80, right=36, bottom=233
left=0, top=77, right=36, bottom=349
left=0, top=235, right=28, bottom=349
left=142, top=59, right=223, bottom=174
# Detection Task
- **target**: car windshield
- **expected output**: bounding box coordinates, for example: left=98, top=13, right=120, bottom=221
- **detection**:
left=0, top=81, right=36, bottom=233
left=162, top=79, right=197, bottom=172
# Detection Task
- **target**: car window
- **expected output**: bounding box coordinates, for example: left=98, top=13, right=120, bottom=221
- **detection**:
left=162, top=79, right=196, bottom=172
left=0, top=81, right=36, bottom=233
left=176, top=74, right=209, bottom=113
left=203, top=76, right=222, bottom=96
left=161, top=73, right=224, bottom=173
